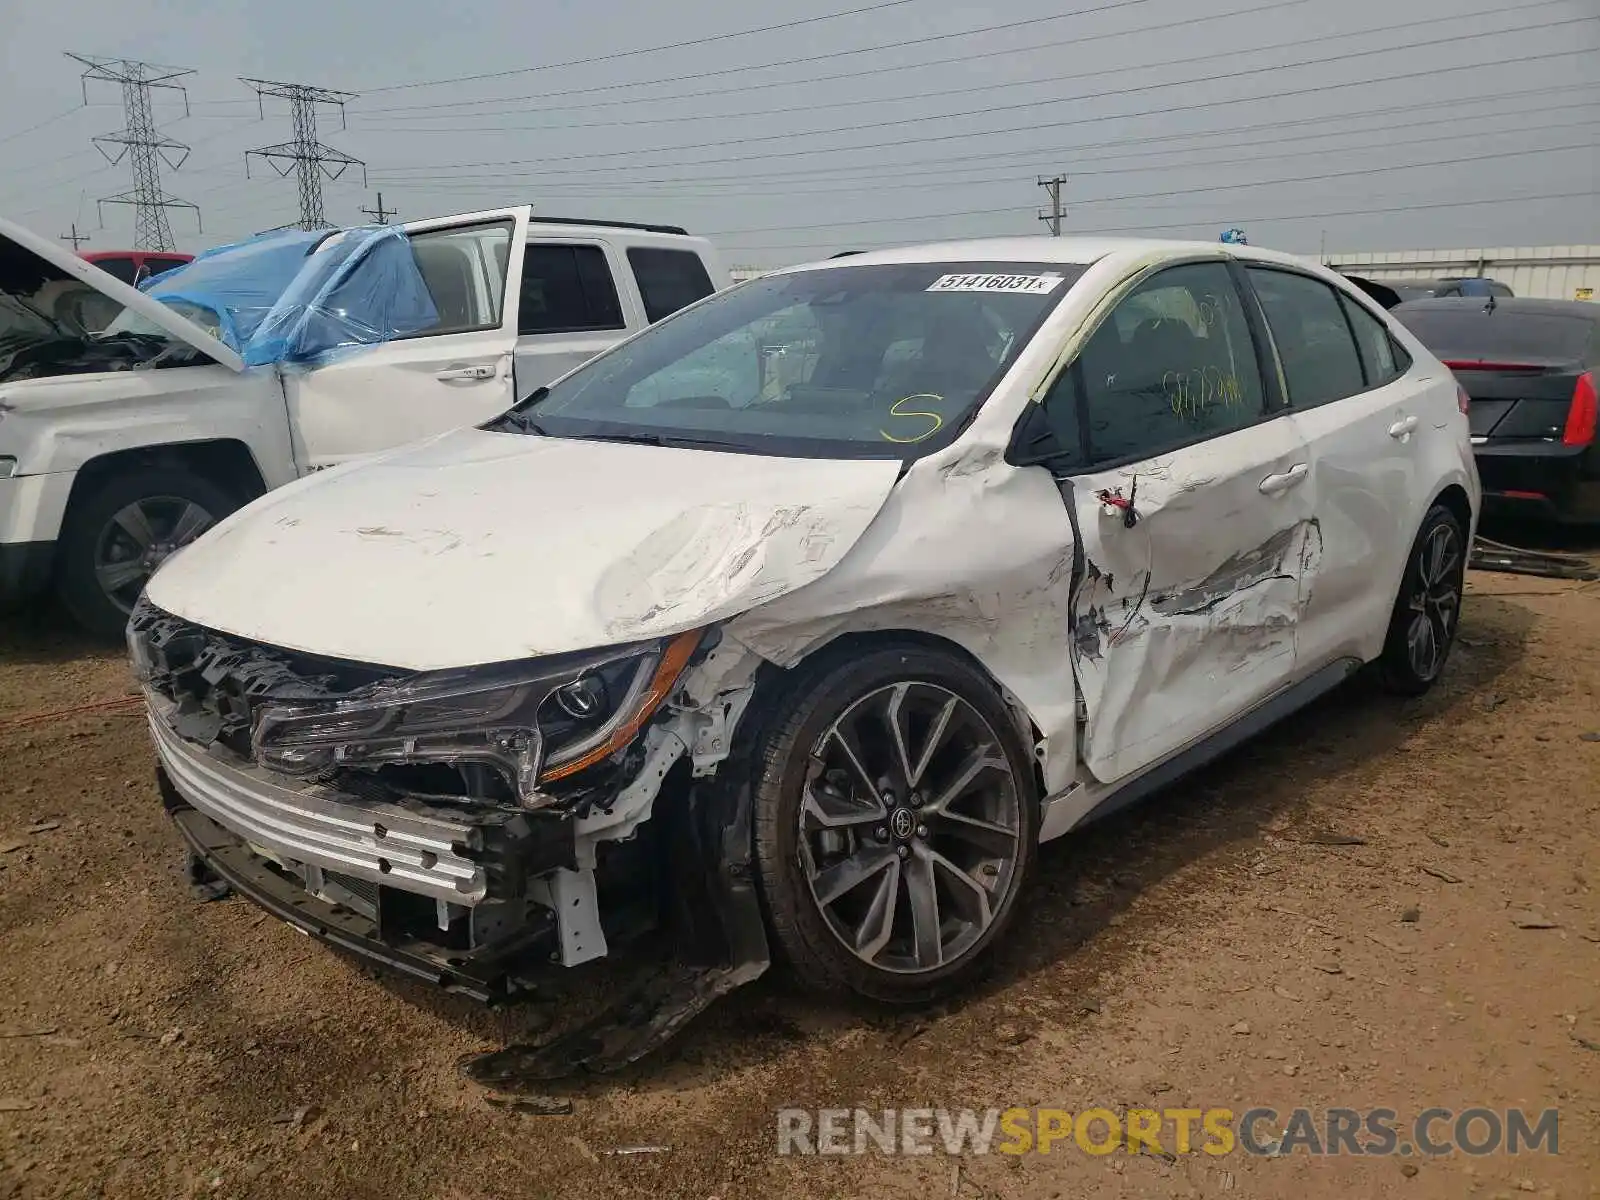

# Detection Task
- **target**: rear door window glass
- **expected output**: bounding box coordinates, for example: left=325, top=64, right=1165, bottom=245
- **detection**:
left=627, top=248, right=715, bottom=324
left=1338, top=294, right=1406, bottom=386
left=93, top=257, right=138, bottom=284
left=519, top=244, right=626, bottom=335
left=1247, top=268, right=1366, bottom=408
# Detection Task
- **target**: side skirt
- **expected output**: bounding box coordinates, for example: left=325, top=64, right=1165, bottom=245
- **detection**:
left=1038, top=656, right=1365, bottom=841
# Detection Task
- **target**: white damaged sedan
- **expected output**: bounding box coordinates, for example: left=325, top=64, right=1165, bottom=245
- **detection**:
left=131, top=238, right=1478, bottom=1073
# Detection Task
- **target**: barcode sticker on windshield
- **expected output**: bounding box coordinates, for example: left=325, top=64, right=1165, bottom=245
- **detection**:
left=927, top=272, right=1065, bottom=295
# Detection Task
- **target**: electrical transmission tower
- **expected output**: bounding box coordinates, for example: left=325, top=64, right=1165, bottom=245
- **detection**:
left=67, top=53, right=199, bottom=252
left=242, top=79, right=366, bottom=231
left=1037, top=175, right=1067, bottom=237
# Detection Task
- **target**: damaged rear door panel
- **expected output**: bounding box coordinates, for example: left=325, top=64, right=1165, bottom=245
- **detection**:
left=1242, top=266, right=1433, bottom=669
left=1046, top=257, right=1318, bottom=784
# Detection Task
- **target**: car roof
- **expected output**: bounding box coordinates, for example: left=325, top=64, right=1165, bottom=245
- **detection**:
left=770, top=236, right=1323, bottom=273
left=1394, top=296, right=1599, bottom=320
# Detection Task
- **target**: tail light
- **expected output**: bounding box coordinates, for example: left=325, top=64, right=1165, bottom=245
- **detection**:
left=1456, top=384, right=1471, bottom=416
left=1563, top=371, right=1597, bottom=447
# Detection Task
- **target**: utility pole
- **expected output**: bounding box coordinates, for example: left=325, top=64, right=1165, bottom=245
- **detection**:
left=59, top=222, right=90, bottom=251
left=242, top=78, right=366, bottom=231
left=361, top=192, right=397, bottom=224
left=67, top=53, right=199, bottom=252
left=1037, top=174, right=1067, bottom=237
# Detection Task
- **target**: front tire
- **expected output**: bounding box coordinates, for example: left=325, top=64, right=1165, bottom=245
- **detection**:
left=56, top=468, right=237, bottom=639
left=1378, top=503, right=1467, bottom=696
left=752, top=645, right=1039, bottom=1004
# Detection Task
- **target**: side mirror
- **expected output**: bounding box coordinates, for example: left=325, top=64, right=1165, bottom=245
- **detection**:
left=1006, top=401, right=1075, bottom=470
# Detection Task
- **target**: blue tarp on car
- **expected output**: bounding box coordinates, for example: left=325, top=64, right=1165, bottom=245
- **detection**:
left=141, top=226, right=438, bottom=368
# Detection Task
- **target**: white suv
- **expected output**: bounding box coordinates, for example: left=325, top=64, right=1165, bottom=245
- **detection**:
left=131, top=237, right=1478, bottom=1071
left=0, top=209, right=726, bottom=635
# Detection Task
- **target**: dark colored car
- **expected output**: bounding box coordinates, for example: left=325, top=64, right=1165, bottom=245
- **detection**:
left=1374, top=277, right=1515, bottom=303
left=1394, top=297, right=1599, bottom=522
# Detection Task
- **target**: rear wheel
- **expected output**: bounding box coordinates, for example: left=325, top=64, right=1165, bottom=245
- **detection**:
left=56, top=468, right=237, bottom=638
left=752, top=646, right=1039, bottom=1004
left=1378, top=504, right=1467, bottom=695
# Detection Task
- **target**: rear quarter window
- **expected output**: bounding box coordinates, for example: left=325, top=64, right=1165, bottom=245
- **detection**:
left=91, top=257, right=139, bottom=284
left=628, top=247, right=715, bottom=324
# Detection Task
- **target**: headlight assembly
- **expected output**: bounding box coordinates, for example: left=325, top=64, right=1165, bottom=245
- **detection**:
left=250, top=629, right=702, bottom=807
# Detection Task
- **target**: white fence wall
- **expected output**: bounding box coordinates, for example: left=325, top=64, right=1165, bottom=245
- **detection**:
left=1325, top=246, right=1600, bottom=302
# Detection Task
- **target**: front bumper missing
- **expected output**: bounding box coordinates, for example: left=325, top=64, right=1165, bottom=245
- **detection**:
left=162, top=781, right=543, bottom=1002
left=149, top=706, right=489, bottom=904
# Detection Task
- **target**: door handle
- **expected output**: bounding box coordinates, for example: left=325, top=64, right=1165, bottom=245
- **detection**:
left=1258, top=463, right=1309, bottom=495
left=1388, top=415, right=1420, bottom=439
left=436, top=363, right=496, bottom=382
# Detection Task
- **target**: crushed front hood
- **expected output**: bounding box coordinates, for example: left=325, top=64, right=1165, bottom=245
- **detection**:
left=0, top=216, right=242, bottom=371
left=144, top=428, right=904, bottom=669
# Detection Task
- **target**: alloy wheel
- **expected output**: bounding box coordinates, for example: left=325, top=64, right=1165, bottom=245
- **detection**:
left=1405, top=521, right=1462, bottom=683
left=797, top=681, right=1023, bottom=975
left=94, top=496, right=215, bottom=615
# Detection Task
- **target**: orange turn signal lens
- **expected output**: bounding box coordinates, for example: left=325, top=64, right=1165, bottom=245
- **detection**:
left=537, top=629, right=703, bottom=783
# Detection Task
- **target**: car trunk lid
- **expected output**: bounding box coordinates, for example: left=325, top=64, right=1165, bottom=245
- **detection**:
left=1446, top=359, right=1587, bottom=440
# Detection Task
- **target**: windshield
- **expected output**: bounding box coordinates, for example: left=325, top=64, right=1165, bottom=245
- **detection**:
left=104, top=298, right=223, bottom=342
left=503, top=261, right=1085, bottom=458
left=1396, top=305, right=1596, bottom=363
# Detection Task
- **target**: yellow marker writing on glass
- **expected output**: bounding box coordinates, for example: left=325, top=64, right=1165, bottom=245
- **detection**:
left=879, top=394, right=945, bottom=443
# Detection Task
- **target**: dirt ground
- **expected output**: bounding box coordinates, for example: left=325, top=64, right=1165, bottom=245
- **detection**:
left=1, top=557, right=1597, bottom=1199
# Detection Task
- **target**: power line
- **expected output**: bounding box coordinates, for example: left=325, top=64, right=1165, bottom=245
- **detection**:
left=354, top=0, right=1577, bottom=136
left=721, top=189, right=1599, bottom=255
left=398, top=104, right=1600, bottom=197
left=356, top=0, right=1281, bottom=117
left=0, top=105, right=86, bottom=147
left=242, top=78, right=366, bottom=230
left=706, top=141, right=1597, bottom=239
left=67, top=52, right=200, bottom=252
left=370, top=85, right=1593, bottom=191
left=370, top=40, right=1595, bottom=177
left=364, top=0, right=935, bottom=93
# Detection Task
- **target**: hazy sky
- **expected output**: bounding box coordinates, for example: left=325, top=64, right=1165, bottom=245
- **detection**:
left=3, top=0, right=1595, bottom=267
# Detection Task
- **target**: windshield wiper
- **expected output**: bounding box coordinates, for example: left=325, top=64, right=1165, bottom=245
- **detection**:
left=484, top=388, right=551, bottom=434
left=567, top=430, right=750, bottom=452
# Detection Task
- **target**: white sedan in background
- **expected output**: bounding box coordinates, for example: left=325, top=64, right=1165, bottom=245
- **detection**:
left=128, top=236, right=1477, bottom=1075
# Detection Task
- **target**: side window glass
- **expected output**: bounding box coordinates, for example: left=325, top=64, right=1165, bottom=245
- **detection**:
left=518, top=244, right=626, bottom=336
left=407, top=221, right=513, bottom=336
left=1338, top=293, right=1404, bottom=386
left=1247, top=268, right=1366, bottom=408
left=95, top=258, right=138, bottom=284
left=627, top=248, right=715, bottom=324
left=1036, top=365, right=1087, bottom=469
left=1077, top=261, right=1265, bottom=465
